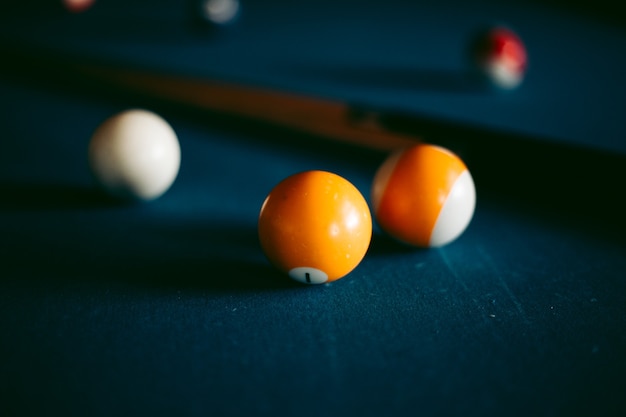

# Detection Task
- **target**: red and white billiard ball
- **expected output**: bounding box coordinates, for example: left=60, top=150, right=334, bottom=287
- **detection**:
left=88, top=109, right=181, bottom=201
left=469, top=26, right=527, bottom=90
left=371, top=144, right=476, bottom=248
left=258, top=170, right=372, bottom=284
left=62, top=0, right=95, bottom=13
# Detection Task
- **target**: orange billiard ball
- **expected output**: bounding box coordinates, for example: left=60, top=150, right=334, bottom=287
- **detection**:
left=258, top=170, right=372, bottom=284
left=371, top=144, right=476, bottom=248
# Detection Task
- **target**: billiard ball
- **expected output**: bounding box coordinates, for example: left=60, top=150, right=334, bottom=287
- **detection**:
left=258, top=170, right=372, bottom=284
left=88, top=109, right=181, bottom=201
left=469, top=26, right=527, bottom=90
left=371, top=144, right=476, bottom=247
left=62, top=0, right=95, bottom=13
left=196, top=0, right=240, bottom=26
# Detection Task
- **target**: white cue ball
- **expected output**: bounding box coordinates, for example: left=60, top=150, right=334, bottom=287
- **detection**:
left=200, top=0, right=240, bottom=25
left=88, top=109, right=181, bottom=201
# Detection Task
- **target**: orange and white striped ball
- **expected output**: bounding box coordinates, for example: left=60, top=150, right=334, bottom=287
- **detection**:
left=371, top=144, right=476, bottom=248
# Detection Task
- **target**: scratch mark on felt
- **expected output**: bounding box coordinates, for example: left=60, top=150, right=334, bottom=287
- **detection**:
left=477, top=246, right=532, bottom=328
left=438, top=250, right=492, bottom=328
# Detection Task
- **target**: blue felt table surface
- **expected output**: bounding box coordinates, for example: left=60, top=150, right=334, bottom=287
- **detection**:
left=1, top=2, right=626, bottom=417
left=1, top=65, right=626, bottom=417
